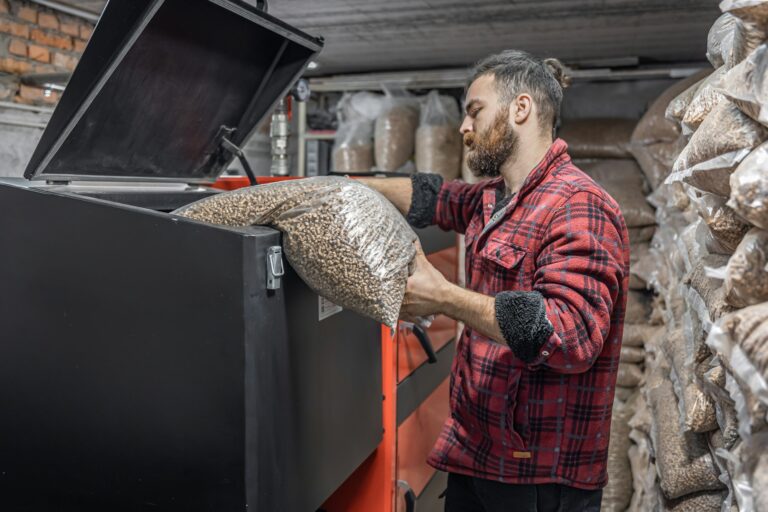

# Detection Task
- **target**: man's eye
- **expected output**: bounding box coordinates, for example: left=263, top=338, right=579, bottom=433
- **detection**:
left=470, top=108, right=481, bottom=117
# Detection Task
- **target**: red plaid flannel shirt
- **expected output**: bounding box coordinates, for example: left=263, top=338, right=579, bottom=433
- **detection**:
left=427, top=139, right=630, bottom=489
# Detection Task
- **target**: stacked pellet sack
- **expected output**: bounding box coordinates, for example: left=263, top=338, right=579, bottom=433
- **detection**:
left=626, top=3, right=768, bottom=510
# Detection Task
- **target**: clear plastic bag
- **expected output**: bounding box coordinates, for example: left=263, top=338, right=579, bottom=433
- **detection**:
left=629, top=225, right=656, bottom=244
left=692, top=192, right=751, bottom=253
left=706, top=317, right=768, bottom=426
left=630, top=137, right=688, bottom=191
left=665, top=326, right=719, bottom=433
left=415, top=91, right=462, bottom=179
left=669, top=100, right=768, bottom=196
left=635, top=70, right=710, bottom=145
left=618, top=362, right=644, bottom=387
left=682, top=67, right=728, bottom=132
left=374, top=86, right=419, bottom=172
left=708, top=13, right=765, bottom=70
left=729, top=141, right=768, bottom=230
left=665, top=491, right=727, bottom=512
left=623, top=324, right=662, bottom=347
left=174, top=177, right=417, bottom=326
left=648, top=364, right=725, bottom=500
left=719, top=44, right=768, bottom=126
left=721, top=0, right=768, bottom=25
left=630, top=243, right=653, bottom=290
left=724, top=228, right=768, bottom=308
left=626, top=290, right=653, bottom=323
left=621, top=346, right=646, bottom=364
left=718, top=302, right=768, bottom=384
left=601, top=394, right=637, bottom=512
left=708, top=14, right=741, bottom=68
left=732, top=303, right=768, bottom=381
left=667, top=79, right=705, bottom=125
left=752, top=437, right=768, bottom=512
left=684, top=254, right=735, bottom=324
left=333, top=92, right=383, bottom=173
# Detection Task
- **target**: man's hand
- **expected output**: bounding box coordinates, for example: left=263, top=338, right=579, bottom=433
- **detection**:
left=401, top=241, right=508, bottom=346
left=399, top=241, right=450, bottom=322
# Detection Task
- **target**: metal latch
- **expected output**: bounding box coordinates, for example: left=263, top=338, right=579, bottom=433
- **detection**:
left=266, top=246, right=284, bottom=290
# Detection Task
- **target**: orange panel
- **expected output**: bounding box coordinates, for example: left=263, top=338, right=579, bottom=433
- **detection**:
left=396, top=378, right=451, bottom=497
left=322, top=325, right=397, bottom=512
left=397, top=247, right=458, bottom=382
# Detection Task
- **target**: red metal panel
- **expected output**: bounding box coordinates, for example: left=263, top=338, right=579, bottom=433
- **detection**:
left=396, top=378, right=450, bottom=498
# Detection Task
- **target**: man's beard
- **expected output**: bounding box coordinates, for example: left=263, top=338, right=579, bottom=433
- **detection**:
left=464, top=111, right=518, bottom=178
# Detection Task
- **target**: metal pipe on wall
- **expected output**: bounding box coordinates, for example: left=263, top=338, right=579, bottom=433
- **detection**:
left=26, top=0, right=100, bottom=22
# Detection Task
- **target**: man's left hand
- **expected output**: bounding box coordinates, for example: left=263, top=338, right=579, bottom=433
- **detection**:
left=400, top=241, right=451, bottom=322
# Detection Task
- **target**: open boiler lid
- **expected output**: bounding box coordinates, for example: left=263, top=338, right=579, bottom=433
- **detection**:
left=24, top=0, right=323, bottom=183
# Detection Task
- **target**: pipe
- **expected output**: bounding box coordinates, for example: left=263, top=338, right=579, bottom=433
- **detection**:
left=27, top=0, right=100, bottom=22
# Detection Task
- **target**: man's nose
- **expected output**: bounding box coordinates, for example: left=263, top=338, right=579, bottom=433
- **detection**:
left=460, top=116, right=473, bottom=135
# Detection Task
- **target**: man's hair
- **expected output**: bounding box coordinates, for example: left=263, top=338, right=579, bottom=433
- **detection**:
left=469, top=50, right=571, bottom=133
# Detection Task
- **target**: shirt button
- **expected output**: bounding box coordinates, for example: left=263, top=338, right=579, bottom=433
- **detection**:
left=541, top=350, right=550, bottom=357
left=487, top=203, right=493, bottom=208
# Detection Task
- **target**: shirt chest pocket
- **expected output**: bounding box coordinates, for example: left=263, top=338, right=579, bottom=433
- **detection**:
left=479, top=238, right=531, bottom=290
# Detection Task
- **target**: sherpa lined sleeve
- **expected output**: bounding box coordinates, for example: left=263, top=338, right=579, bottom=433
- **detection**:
left=502, top=191, right=626, bottom=373
left=406, top=173, right=443, bottom=228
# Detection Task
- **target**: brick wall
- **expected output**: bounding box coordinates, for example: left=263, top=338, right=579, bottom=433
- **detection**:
left=0, top=0, right=93, bottom=105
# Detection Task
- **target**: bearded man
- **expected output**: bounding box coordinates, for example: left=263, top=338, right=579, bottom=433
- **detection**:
left=360, top=50, right=630, bottom=512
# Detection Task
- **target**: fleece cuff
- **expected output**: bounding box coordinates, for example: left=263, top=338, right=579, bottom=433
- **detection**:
left=406, top=173, right=443, bottom=228
left=495, top=291, right=554, bottom=363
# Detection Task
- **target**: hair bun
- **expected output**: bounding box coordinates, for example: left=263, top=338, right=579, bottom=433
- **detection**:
left=543, top=58, right=572, bottom=89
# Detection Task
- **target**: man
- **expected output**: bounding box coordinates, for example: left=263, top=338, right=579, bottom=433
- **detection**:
left=362, top=50, right=629, bottom=511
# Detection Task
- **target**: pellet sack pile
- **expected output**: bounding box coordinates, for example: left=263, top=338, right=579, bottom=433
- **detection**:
left=618, top=3, right=768, bottom=510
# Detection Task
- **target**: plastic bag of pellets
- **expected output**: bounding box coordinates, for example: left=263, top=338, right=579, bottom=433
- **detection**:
left=681, top=67, right=727, bottom=133
left=415, top=90, right=462, bottom=179
left=375, top=86, right=419, bottom=172
left=632, top=70, right=709, bottom=189
left=708, top=14, right=739, bottom=68
left=668, top=99, right=768, bottom=196
left=174, top=177, right=417, bottom=326
left=721, top=0, right=768, bottom=25
left=691, top=192, right=751, bottom=254
left=333, top=92, right=383, bottom=173
left=724, top=228, right=768, bottom=308
left=667, top=78, right=705, bottom=126
left=729, top=140, right=768, bottom=230
left=712, top=302, right=768, bottom=390
left=719, top=44, right=768, bottom=126
left=648, top=364, right=725, bottom=500
left=600, top=393, right=636, bottom=512
left=707, top=13, right=766, bottom=70
left=636, top=70, right=710, bottom=144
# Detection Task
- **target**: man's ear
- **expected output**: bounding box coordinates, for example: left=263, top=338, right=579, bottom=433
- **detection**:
left=508, top=94, right=533, bottom=125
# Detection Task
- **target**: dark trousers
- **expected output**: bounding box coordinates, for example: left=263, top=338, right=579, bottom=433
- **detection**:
left=444, top=473, right=603, bottom=512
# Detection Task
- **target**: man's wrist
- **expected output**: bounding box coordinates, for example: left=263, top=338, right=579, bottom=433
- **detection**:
left=436, top=281, right=462, bottom=317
